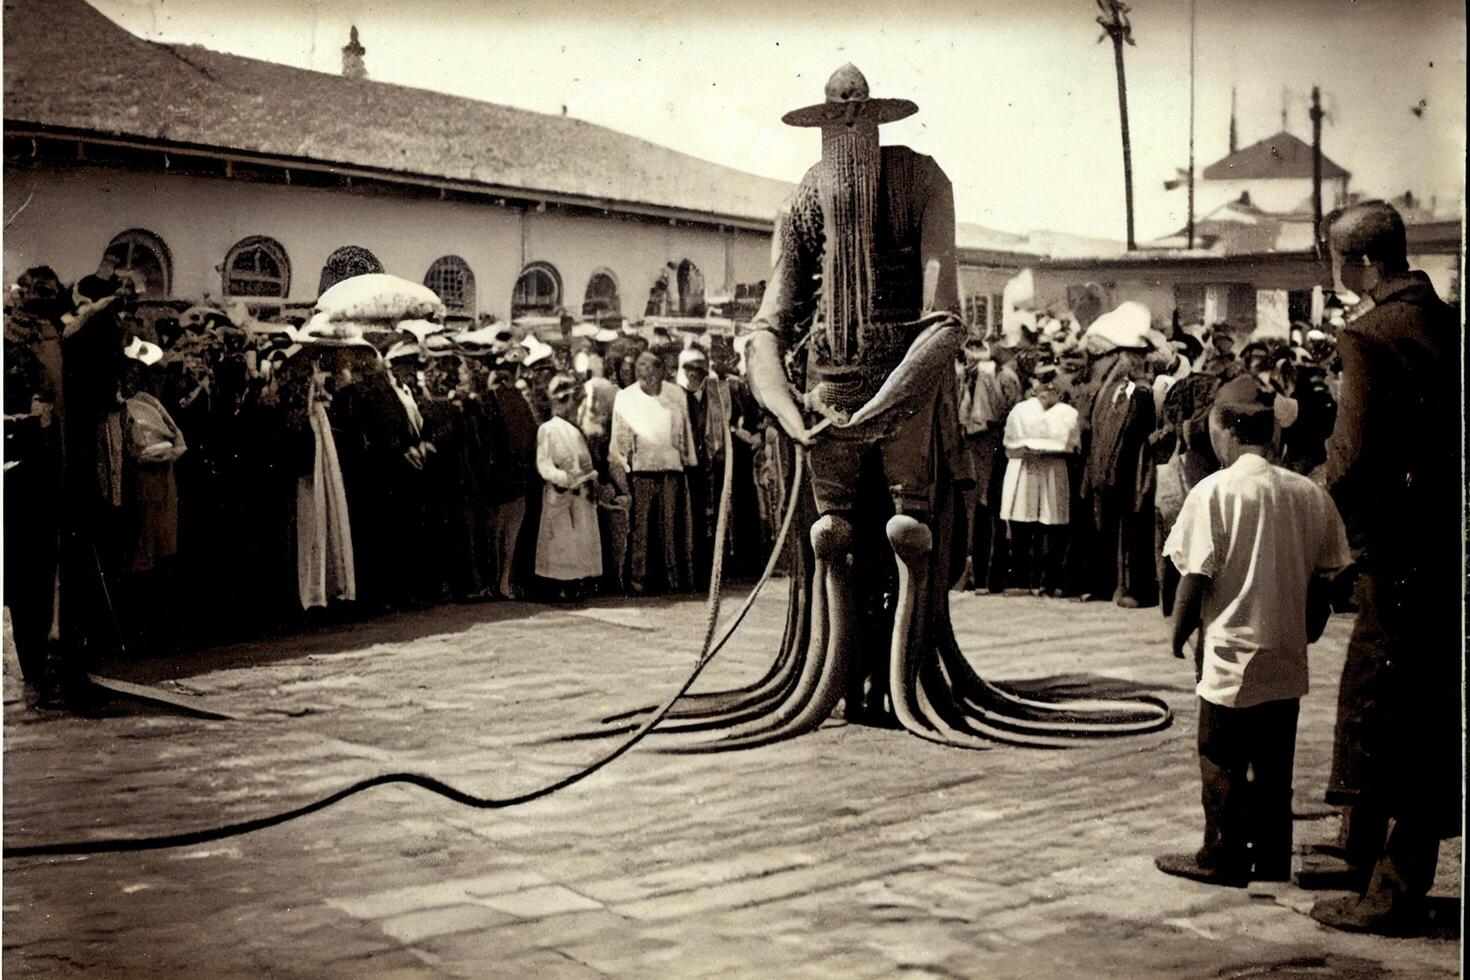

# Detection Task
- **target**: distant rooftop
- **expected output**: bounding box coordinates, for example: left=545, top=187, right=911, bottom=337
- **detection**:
left=1202, top=131, right=1349, bottom=182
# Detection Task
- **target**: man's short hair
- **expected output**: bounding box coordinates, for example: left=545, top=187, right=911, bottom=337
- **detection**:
left=1324, top=201, right=1409, bottom=273
left=1210, top=376, right=1275, bottom=447
left=1210, top=401, right=1274, bottom=446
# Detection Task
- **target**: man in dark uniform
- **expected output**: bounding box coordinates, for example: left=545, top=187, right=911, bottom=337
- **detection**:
left=1308, top=200, right=1462, bottom=935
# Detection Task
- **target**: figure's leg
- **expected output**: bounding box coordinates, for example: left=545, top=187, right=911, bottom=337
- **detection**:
left=628, top=475, right=654, bottom=594
left=1245, top=698, right=1300, bottom=880
left=886, top=512, right=933, bottom=733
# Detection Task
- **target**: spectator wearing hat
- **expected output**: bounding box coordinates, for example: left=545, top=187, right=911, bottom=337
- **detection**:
left=610, top=351, right=698, bottom=594
left=997, top=364, right=1080, bottom=595
left=961, top=339, right=1023, bottom=594
left=118, top=338, right=187, bottom=651
left=533, top=374, right=603, bottom=600
left=677, top=347, right=728, bottom=590
left=1155, top=384, right=1352, bottom=888
left=1082, top=347, right=1158, bottom=607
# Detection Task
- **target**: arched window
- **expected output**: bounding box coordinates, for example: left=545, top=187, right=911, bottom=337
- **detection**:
left=223, top=236, right=290, bottom=299
left=102, top=229, right=171, bottom=298
left=676, top=259, right=706, bottom=317
left=424, top=255, right=476, bottom=316
left=511, top=262, right=561, bottom=318
left=582, top=269, right=621, bottom=320
left=318, top=245, right=383, bottom=295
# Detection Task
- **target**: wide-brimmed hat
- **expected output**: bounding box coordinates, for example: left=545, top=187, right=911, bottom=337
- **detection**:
left=1083, top=301, right=1153, bottom=351
left=782, top=64, right=918, bottom=128
left=122, top=335, right=163, bottom=366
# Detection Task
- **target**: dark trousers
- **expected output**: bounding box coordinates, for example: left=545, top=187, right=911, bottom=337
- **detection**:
left=1007, top=521, right=1066, bottom=592
left=1197, top=696, right=1300, bottom=874
left=629, top=472, right=691, bottom=593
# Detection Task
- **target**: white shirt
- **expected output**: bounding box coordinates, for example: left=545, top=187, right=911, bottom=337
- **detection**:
left=999, top=398, right=1080, bottom=526
left=1165, top=453, right=1353, bottom=708
left=610, top=383, right=698, bottom=474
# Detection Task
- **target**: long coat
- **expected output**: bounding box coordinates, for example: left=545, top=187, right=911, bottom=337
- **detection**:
left=1322, top=271, right=1461, bottom=831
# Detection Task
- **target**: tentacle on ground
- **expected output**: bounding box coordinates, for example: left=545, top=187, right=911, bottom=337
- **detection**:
left=569, top=449, right=809, bottom=741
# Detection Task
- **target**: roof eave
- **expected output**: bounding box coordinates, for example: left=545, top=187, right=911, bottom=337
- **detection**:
left=3, top=120, right=778, bottom=232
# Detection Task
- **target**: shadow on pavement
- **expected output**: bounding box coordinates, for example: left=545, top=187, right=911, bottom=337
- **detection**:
left=996, top=671, right=1193, bottom=702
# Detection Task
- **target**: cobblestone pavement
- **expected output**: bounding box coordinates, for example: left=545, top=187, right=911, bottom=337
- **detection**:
left=3, top=586, right=1461, bottom=978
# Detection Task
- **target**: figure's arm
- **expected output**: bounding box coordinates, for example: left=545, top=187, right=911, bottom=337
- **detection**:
left=1173, top=573, right=1209, bottom=679
left=1322, top=328, right=1376, bottom=546
left=746, top=202, right=818, bottom=445
left=536, top=427, right=575, bottom=488
left=609, top=399, right=634, bottom=474
left=920, top=166, right=960, bottom=315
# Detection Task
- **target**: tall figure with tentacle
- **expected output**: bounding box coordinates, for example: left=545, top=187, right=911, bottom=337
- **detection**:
left=628, top=65, right=1171, bottom=751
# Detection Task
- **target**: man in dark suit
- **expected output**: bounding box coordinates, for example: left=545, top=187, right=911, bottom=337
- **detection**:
left=1309, top=200, right=1462, bottom=936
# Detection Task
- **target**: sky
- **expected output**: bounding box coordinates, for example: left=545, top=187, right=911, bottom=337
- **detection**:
left=91, top=0, right=1466, bottom=242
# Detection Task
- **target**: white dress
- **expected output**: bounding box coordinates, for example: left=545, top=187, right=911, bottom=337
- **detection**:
left=999, top=398, right=1081, bottom=526
left=535, top=416, right=604, bottom=581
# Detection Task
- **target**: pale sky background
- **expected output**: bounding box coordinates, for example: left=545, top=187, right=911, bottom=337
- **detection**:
left=91, top=0, right=1466, bottom=242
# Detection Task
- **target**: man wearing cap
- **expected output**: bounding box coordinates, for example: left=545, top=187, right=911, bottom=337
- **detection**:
left=678, top=347, right=728, bottom=590
left=1307, top=200, right=1461, bottom=935
left=1155, top=381, right=1352, bottom=887
left=610, top=351, right=698, bottom=594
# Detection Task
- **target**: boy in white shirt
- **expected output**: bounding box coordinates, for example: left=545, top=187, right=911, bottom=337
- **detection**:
left=1154, top=380, right=1353, bottom=886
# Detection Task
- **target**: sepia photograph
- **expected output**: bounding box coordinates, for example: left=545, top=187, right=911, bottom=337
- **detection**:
left=2, top=0, right=1464, bottom=975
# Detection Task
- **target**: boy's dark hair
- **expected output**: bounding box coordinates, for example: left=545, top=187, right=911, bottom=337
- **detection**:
left=1323, top=200, right=1409, bottom=274
left=1210, top=400, right=1274, bottom=446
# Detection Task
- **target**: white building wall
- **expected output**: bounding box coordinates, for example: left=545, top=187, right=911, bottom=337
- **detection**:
left=1195, top=175, right=1350, bottom=217
left=3, top=163, right=775, bottom=321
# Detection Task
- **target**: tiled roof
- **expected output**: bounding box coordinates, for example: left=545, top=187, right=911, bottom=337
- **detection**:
left=3, top=0, right=795, bottom=224
left=1202, top=131, right=1349, bottom=181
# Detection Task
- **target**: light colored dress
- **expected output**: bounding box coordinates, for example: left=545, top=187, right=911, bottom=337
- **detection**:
left=535, top=416, right=603, bottom=581
left=999, top=397, right=1081, bottom=526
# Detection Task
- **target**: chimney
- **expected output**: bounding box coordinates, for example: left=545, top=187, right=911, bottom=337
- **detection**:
left=342, top=25, right=367, bottom=80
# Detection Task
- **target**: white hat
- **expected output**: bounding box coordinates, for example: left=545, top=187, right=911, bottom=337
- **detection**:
left=523, top=336, right=555, bottom=366
left=1083, top=301, right=1153, bottom=351
left=397, top=319, right=442, bottom=344
left=385, top=341, right=424, bottom=363
left=593, top=327, right=620, bottom=343
left=122, top=336, right=163, bottom=366
left=570, top=321, right=600, bottom=339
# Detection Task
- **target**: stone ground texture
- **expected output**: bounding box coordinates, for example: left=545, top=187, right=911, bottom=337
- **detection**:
left=2, top=587, right=1461, bottom=978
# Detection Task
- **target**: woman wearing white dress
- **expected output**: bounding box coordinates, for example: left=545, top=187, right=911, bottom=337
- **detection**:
left=999, top=366, right=1081, bottom=595
left=534, top=374, right=604, bottom=600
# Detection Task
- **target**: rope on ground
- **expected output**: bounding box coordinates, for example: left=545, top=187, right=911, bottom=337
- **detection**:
left=4, top=434, right=806, bottom=861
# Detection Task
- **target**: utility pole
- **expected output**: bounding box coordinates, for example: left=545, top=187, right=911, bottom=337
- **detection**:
left=1310, top=85, right=1324, bottom=252
left=1187, top=0, right=1196, bottom=249
left=1097, top=0, right=1137, bottom=250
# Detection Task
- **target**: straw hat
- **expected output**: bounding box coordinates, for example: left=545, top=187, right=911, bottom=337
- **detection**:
left=782, top=64, right=918, bottom=128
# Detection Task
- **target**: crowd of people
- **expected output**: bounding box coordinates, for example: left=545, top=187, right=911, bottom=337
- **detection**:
left=955, top=293, right=1342, bottom=611
left=2, top=272, right=782, bottom=674
left=1, top=199, right=1460, bottom=937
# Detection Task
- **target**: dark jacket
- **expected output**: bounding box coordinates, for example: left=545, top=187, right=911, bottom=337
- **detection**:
left=1324, top=271, right=1459, bottom=576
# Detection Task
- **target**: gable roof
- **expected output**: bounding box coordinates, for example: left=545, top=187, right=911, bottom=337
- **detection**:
left=3, top=0, right=795, bottom=226
left=1202, top=130, right=1349, bottom=181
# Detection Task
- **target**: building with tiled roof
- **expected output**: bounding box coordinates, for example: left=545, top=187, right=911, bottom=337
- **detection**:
left=1194, top=130, right=1351, bottom=217
left=3, top=0, right=795, bottom=322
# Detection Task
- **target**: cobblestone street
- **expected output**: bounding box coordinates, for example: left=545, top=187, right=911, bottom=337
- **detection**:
left=3, top=588, right=1461, bottom=978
